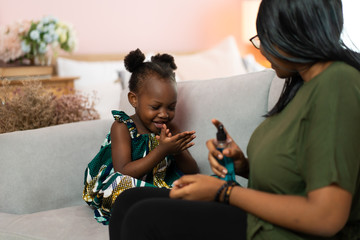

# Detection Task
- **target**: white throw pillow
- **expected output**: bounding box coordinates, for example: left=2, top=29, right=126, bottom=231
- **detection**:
left=242, top=54, right=267, bottom=73
left=173, top=36, right=248, bottom=81
left=57, top=57, right=124, bottom=119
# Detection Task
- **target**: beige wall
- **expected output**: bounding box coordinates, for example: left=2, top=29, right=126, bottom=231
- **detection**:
left=0, top=0, right=261, bottom=54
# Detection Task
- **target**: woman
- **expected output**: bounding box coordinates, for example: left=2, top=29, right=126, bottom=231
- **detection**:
left=109, top=0, right=360, bottom=239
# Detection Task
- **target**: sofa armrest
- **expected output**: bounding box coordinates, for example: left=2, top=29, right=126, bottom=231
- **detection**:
left=0, top=119, right=113, bottom=214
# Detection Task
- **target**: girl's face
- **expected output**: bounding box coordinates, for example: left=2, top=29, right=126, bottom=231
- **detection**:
left=130, top=76, right=177, bottom=134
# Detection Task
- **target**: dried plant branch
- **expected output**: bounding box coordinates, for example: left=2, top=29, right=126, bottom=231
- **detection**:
left=0, top=79, right=99, bottom=134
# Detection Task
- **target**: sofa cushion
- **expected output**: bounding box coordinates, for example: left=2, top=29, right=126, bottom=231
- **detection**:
left=0, top=206, right=107, bottom=240
left=173, top=36, right=248, bottom=81
left=120, top=69, right=277, bottom=175
left=57, top=57, right=124, bottom=119
left=0, top=119, right=113, bottom=214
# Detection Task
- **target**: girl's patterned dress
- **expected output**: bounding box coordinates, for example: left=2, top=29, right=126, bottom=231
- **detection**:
left=83, top=110, right=182, bottom=225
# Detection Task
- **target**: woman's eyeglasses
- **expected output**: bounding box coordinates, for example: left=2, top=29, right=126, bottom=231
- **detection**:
left=249, top=35, right=260, bottom=49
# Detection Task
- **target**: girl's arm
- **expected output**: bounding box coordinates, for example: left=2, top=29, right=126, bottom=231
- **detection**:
left=111, top=121, right=167, bottom=178
left=173, top=150, right=199, bottom=174
left=111, top=121, right=197, bottom=178
left=170, top=174, right=352, bottom=237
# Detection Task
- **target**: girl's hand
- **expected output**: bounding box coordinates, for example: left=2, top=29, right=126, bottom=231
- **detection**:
left=170, top=174, right=225, bottom=201
left=156, top=124, right=196, bottom=155
left=206, top=119, right=249, bottom=178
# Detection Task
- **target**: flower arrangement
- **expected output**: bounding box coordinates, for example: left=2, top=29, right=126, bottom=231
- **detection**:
left=0, top=16, right=77, bottom=65
left=0, top=20, right=31, bottom=63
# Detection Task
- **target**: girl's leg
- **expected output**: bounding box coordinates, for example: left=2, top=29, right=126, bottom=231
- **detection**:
left=109, top=187, right=247, bottom=240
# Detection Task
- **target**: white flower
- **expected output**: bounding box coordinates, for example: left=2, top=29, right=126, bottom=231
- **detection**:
left=36, top=23, right=43, bottom=31
left=43, top=33, right=53, bottom=43
left=41, top=16, right=50, bottom=24
left=30, top=30, right=40, bottom=41
left=21, top=41, right=31, bottom=53
left=48, top=23, right=56, bottom=31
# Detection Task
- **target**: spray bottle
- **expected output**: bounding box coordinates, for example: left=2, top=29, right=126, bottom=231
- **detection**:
left=216, top=124, right=236, bottom=182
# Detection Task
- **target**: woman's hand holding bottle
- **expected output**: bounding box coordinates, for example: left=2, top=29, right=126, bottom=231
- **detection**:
left=206, top=119, right=249, bottom=178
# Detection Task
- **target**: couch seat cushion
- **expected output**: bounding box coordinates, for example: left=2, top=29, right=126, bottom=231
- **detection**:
left=0, top=205, right=107, bottom=240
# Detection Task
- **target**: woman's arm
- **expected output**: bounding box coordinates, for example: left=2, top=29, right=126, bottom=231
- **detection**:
left=170, top=174, right=352, bottom=237
left=230, top=183, right=352, bottom=237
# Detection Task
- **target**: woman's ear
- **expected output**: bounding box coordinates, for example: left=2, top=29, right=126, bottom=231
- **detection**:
left=128, top=91, right=137, bottom=108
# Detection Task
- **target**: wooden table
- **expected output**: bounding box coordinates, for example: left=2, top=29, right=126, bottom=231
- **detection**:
left=1, top=76, right=79, bottom=97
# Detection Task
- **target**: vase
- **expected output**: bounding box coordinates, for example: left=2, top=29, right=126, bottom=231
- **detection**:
left=33, top=53, right=52, bottom=66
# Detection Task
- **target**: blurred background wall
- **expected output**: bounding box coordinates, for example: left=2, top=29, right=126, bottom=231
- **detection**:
left=0, top=0, right=358, bottom=54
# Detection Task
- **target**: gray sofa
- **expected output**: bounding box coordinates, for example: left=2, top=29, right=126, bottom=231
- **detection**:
left=0, top=69, right=283, bottom=240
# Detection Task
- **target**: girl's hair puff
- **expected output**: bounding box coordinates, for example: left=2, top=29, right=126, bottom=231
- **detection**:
left=125, top=48, right=177, bottom=93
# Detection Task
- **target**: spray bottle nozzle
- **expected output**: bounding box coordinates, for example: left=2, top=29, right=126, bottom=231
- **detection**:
left=216, top=124, right=227, bottom=142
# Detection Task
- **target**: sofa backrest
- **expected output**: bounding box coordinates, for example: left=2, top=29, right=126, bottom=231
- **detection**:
left=120, top=69, right=281, bottom=175
left=0, top=69, right=283, bottom=215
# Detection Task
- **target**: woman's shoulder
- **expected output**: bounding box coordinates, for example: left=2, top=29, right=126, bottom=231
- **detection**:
left=313, top=62, right=360, bottom=89
left=327, top=61, right=360, bottom=79
left=309, top=62, right=360, bottom=105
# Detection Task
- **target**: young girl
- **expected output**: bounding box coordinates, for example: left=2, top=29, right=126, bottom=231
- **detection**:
left=83, top=48, right=199, bottom=225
